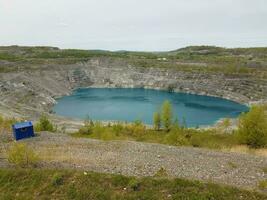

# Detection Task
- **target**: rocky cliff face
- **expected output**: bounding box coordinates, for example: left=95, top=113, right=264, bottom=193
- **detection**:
left=0, top=58, right=266, bottom=118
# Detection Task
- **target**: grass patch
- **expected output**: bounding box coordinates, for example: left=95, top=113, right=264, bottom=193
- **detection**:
left=228, top=162, right=238, bottom=169
left=0, top=45, right=267, bottom=78
left=258, top=180, right=267, bottom=190
left=262, top=167, right=267, bottom=174
left=72, top=121, right=240, bottom=150
left=0, top=114, right=20, bottom=142
left=7, top=143, right=39, bottom=168
left=0, top=52, right=22, bottom=61
left=154, top=167, right=169, bottom=177
left=0, top=168, right=265, bottom=200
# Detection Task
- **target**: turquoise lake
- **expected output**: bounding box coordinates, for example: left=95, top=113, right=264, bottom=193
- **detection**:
left=53, top=88, right=249, bottom=127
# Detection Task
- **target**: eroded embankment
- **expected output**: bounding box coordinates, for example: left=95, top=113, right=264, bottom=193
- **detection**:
left=0, top=58, right=266, bottom=119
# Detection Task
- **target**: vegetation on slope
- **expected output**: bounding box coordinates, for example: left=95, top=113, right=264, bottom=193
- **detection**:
left=0, top=45, right=266, bottom=77
left=0, top=115, right=17, bottom=142
left=73, top=121, right=239, bottom=149
left=34, top=114, right=56, bottom=132
left=73, top=104, right=267, bottom=150
left=237, top=105, right=267, bottom=148
left=7, top=143, right=39, bottom=168
left=0, top=169, right=266, bottom=200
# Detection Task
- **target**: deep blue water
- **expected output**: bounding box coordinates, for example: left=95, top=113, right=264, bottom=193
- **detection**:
left=53, top=88, right=249, bottom=127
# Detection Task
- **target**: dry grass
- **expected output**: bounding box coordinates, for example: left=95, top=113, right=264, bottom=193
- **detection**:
left=258, top=180, right=267, bottom=190
left=35, top=145, right=100, bottom=167
left=222, top=145, right=267, bottom=157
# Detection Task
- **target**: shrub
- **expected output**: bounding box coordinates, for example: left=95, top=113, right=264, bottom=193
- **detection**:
left=67, top=183, right=77, bottom=199
left=164, top=131, right=189, bottom=146
left=154, top=167, right=168, bottom=177
left=258, top=180, right=267, bottom=190
left=78, top=120, right=93, bottom=135
left=128, top=178, right=141, bottom=191
left=189, top=131, right=225, bottom=149
left=0, top=115, right=19, bottom=142
left=51, top=173, right=64, bottom=186
left=228, top=162, right=238, bottom=169
left=181, top=117, right=187, bottom=129
left=0, top=115, right=3, bottom=124
left=129, top=120, right=146, bottom=137
left=262, top=167, right=267, bottom=174
left=153, top=112, right=161, bottom=131
left=35, top=114, right=55, bottom=132
left=93, top=122, right=106, bottom=136
left=78, top=126, right=92, bottom=135
left=220, top=118, right=231, bottom=133
left=237, top=106, right=267, bottom=148
left=0, top=115, right=17, bottom=134
left=112, top=123, right=124, bottom=134
left=7, top=143, right=39, bottom=167
left=161, top=100, right=173, bottom=132
left=172, top=117, right=180, bottom=131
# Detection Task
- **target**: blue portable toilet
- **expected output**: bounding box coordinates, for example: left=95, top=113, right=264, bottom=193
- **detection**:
left=12, top=121, right=35, bottom=141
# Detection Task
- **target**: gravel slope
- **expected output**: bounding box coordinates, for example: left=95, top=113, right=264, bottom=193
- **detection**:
left=1, top=132, right=267, bottom=191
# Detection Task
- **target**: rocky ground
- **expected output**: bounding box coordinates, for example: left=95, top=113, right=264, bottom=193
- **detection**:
left=1, top=46, right=267, bottom=194
left=0, top=58, right=267, bottom=120
left=1, top=132, right=267, bottom=191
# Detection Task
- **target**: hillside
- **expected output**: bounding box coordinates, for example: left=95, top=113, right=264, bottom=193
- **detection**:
left=0, top=132, right=267, bottom=199
left=1, top=168, right=266, bottom=200
left=0, top=46, right=266, bottom=119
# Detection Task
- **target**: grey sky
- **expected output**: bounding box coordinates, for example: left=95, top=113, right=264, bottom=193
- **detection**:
left=0, top=0, right=267, bottom=51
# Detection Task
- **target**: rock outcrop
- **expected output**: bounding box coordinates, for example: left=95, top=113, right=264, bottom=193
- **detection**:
left=0, top=58, right=266, bottom=118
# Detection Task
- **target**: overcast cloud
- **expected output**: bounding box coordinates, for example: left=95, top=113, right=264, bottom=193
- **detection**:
left=0, top=0, right=266, bottom=51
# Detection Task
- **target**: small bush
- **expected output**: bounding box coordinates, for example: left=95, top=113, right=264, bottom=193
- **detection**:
left=189, top=132, right=224, bottom=149
left=237, top=106, right=267, bottom=148
left=228, top=162, right=238, bottom=169
left=129, top=120, right=146, bottom=137
left=218, top=118, right=231, bottom=133
left=258, top=180, right=267, bottom=190
left=154, top=167, right=168, bottom=177
left=67, top=183, right=78, bottom=199
left=164, top=131, right=189, bottom=146
left=128, top=178, right=141, bottom=191
left=111, top=175, right=129, bottom=187
left=7, top=143, right=39, bottom=167
left=0, top=115, right=17, bottom=142
left=0, top=115, right=17, bottom=134
left=153, top=112, right=161, bottom=130
left=112, top=123, right=124, bottom=134
left=51, top=173, right=64, bottom=186
left=35, top=115, right=55, bottom=132
left=78, top=125, right=92, bottom=135
left=262, top=167, right=267, bottom=174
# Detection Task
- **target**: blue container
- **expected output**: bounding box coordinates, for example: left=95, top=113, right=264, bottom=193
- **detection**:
left=12, top=121, right=35, bottom=141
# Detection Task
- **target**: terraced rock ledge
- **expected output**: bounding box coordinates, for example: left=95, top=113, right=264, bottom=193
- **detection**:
left=0, top=46, right=267, bottom=119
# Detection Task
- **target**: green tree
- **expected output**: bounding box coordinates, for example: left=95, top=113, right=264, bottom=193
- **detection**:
left=153, top=112, right=161, bottom=131
left=161, top=100, right=173, bottom=132
left=237, top=105, right=267, bottom=148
